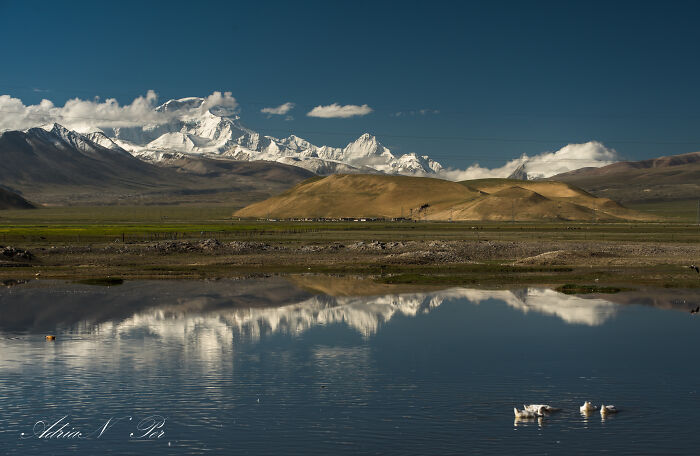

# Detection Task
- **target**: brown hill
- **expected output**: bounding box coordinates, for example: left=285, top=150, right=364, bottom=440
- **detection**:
left=448, top=179, right=645, bottom=221
left=235, top=174, right=482, bottom=219
left=234, top=175, right=653, bottom=221
left=550, top=151, right=700, bottom=204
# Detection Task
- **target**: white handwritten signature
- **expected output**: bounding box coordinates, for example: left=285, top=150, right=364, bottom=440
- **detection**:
left=20, top=414, right=166, bottom=440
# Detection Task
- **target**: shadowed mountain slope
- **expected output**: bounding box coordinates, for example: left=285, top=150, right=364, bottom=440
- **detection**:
left=0, top=188, right=34, bottom=210
left=0, top=125, right=313, bottom=206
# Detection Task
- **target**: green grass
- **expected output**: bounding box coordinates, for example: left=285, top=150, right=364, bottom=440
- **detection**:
left=555, top=284, right=629, bottom=294
left=0, top=205, right=236, bottom=224
left=1, top=205, right=699, bottom=245
left=626, top=200, right=700, bottom=223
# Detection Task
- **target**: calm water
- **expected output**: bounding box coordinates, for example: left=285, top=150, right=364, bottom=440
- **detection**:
left=1, top=278, right=699, bottom=455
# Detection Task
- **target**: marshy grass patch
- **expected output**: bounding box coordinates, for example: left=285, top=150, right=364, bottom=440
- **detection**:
left=555, top=284, right=632, bottom=294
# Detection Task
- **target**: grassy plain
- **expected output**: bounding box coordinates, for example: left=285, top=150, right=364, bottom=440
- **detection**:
left=0, top=205, right=698, bottom=242
left=626, top=200, right=699, bottom=222
left=0, top=205, right=699, bottom=289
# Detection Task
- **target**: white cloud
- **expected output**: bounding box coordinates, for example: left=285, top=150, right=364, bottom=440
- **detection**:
left=307, top=103, right=373, bottom=118
left=438, top=159, right=525, bottom=181
left=0, top=91, right=239, bottom=132
left=201, top=91, right=238, bottom=112
left=261, top=102, right=295, bottom=116
left=437, top=141, right=618, bottom=181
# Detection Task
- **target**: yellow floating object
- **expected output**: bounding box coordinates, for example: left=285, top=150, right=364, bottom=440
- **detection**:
left=45, top=335, right=55, bottom=341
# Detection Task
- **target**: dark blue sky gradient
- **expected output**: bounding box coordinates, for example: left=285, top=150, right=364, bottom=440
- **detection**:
left=1, top=0, right=699, bottom=166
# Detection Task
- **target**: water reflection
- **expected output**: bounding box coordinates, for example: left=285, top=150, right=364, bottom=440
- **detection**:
left=1, top=282, right=621, bottom=340
left=2, top=277, right=700, bottom=455
left=91, top=286, right=617, bottom=356
left=457, top=288, right=619, bottom=326
left=2, top=279, right=699, bottom=341
left=513, top=416, right=544, bottom=428
left=1, top=279, right=696, bottom=375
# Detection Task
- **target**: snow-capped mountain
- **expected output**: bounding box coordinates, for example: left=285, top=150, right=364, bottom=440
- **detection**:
left=39, top=123, right=132, bottom=158
left=91, top=97, right=443, bottom=176
left=1, top=123, right=314, bottom=205
left=0, top=123, right=165, bottom=191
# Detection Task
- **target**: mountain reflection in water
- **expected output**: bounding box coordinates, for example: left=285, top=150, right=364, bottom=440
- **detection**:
left=2, top=277, right=700, bottom=455
left=2, top=277, right=698, bottom=344
left=96, top=287, right=619, bottom=346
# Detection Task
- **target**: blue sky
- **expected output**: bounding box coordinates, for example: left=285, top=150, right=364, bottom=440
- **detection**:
left=1, top=0, right=699, bottom=167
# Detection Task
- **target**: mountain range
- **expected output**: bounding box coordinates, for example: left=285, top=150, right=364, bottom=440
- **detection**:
left=30, top=96, right=622, bottom=180
left=91, top=96, right=443, bottom=176
left=3, top=94, right=700, bottom=212
left=0, top=96, right=628, bottom=202
left=0, top=123, right=312, bottom=205
left=551, top=151, right=700, bottom=204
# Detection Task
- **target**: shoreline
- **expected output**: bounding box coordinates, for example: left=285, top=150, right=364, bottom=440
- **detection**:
left=2, top=236, right=699, bottom=289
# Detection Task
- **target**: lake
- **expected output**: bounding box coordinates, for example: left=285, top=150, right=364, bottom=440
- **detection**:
left=1, top=277, right=699, bottom=455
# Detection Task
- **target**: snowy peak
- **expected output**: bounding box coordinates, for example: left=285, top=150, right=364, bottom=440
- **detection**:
left=508, top=163, right=529, bottom=180
left=343, top=133, right=395, bottom=163
left=49, top=122, right=73, bottom=138
left=155, top=96, right=239, bottom=119
left=47, top=123, right=101, bottom=151
left=392, top=152, right=443, bottom=174
left=37, top=114, right=444, bottom=178
left=155, top=97, right=206, bottom=113
left=276, top=135, right=317, bottom=152
left=46, top=96, right=446, bottom=177
left=84, top=131, right=129, bottom=154
left=156, top=97, right=204, bottom=112
left=22, top=123, right=132, bottom=160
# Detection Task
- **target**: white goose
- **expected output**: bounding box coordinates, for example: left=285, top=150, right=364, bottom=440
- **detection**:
left=523, top=404, right=560, bottom=414
left=513, top=407, right=539, bottom=419
left=580, top=401, right=599, bottom=413
left=600, top=404, right=618, bottom=416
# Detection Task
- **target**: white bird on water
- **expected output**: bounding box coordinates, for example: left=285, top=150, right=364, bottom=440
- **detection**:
left=523, top=404, right=560, bottom=414
left=513, top=407, right=539, bottom=419
left=580, top=401, right=599, bottom=413
left=600, top=404, right=618, bottom=416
